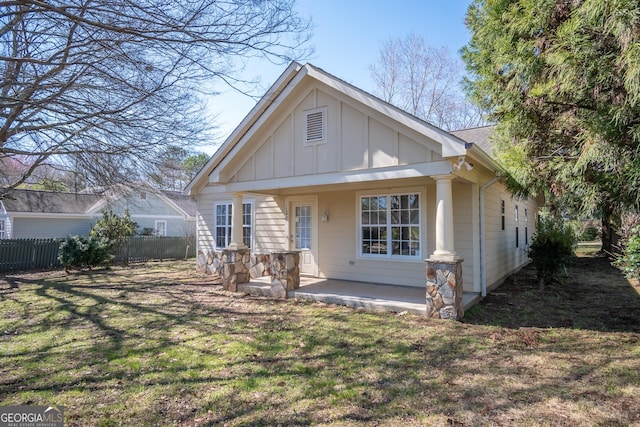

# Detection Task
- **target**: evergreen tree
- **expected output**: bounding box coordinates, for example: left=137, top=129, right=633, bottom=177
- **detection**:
left=462, top=0, right=640, bottom=251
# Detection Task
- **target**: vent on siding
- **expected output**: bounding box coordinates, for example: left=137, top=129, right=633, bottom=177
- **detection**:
left=304, top=107, right=326, bottom=144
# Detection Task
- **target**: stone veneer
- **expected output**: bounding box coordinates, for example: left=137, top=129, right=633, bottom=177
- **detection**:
left=196, top=248, right=271, bottom=283
left=269, top=251, right=300, bottom=298
left=425, top=259, right=464, bottom=320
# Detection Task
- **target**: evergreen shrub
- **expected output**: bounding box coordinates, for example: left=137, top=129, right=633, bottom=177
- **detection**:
left=528, top=217, right=576, bottom=289
left=58, top=236, right=113, bottom=271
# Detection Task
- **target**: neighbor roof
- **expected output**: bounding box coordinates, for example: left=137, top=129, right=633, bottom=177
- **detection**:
left=160, top=190, right=197, bottom=217
left=1, top=189, right=102, bottom=214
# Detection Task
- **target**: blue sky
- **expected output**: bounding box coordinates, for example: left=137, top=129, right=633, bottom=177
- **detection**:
left=204, top=1, right=474, bottom=153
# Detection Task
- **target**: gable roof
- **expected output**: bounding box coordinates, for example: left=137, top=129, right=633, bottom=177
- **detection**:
left=185, top=62, right=471, bottom=195
left=1, top=189, right=102, bottom=214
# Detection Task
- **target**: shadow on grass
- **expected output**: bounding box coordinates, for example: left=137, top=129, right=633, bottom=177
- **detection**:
left=463, top=255, right=640, bottom=333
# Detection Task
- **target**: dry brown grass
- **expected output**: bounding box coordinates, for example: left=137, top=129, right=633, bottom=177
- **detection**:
left=1, top=256, right=639, bottom=426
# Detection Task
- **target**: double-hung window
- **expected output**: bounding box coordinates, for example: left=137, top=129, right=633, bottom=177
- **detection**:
left=215, top=202, right=252, bottom=248
left=360, top=193, right=421, bottom=258
left=155, top=220, right=167, bottom=236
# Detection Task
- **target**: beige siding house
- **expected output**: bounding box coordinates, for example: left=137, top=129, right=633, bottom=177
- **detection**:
left=186, top=63, right=538, bottom=311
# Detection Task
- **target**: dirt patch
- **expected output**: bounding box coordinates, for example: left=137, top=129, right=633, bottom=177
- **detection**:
left=464, top=254, right=640, bottom=332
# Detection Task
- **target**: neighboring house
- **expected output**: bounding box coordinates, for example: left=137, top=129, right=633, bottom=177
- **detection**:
left=185, top=62, right=539, bottom=303
left=0, top=187, right=196, bottom=239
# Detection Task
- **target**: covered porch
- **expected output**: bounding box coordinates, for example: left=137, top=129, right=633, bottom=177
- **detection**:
left=239, top=276, right=482, bottom=316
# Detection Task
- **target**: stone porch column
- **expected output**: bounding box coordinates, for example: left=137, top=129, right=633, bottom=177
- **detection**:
left=431, top=174, right=457, bottom=261
left=221, top=192, right=250, bottom=291
left=269, top=250, right=300, bottom=298
left=426, top=259, right=464, bottom=320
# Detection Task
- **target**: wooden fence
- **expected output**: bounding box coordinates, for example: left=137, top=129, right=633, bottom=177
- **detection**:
left=0, top=237, right=196, bottom=273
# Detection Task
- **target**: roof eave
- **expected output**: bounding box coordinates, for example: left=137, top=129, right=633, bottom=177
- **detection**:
left=185, top=61, right=304, bottom=195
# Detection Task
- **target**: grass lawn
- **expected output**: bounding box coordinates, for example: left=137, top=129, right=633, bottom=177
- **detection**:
left=1, top=256, right=639, bottom=426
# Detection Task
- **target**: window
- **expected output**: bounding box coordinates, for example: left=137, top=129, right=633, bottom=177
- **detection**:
left=215, top=202, right=252, bottom=248
left=0, top=220, right=5, bottom=239
left=303, top=107, right=327, bottom=144
left=525, top=208, right=529, bottom=245
left=155, top=220, right=167, bottom=236
left=360, top=193, right=420, bottom=258
left=515, top=205, right=519, bottom=248
left=501, top=200, right=505, bottom=231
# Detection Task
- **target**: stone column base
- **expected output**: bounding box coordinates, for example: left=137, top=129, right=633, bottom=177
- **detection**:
left=425, top=259, right=464, bottom=320
left=270, top=251, right=300, bottom=298
left=222, top=248, right=250, bottom=292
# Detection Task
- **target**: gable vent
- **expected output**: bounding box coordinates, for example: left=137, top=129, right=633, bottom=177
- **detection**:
left=304, top=107, right=327, bottom=144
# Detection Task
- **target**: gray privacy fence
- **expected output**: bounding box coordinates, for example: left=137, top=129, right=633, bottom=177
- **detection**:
left=0, top=236, right=196, bottom=273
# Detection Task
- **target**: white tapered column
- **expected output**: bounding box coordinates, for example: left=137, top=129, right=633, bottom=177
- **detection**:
left=228, top=192, right=246, bottom=249
left=431, top=175, right=458, bottom=261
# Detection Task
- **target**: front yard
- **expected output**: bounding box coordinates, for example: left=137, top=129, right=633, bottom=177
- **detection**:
left=1, top=257, right=639, bottom=426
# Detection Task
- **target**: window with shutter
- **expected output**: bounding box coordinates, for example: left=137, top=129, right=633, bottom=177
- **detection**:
left=304, top=107, right=327, bottom=144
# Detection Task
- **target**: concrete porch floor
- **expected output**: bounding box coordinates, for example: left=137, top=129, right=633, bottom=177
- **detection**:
left=238, top=276, right=482, bottom=316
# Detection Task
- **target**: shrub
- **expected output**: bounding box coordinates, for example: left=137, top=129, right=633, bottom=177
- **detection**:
left=614, top=226, right=640, bottom=279
left=528, top=217, right=576, bottom=290
left=58, top=236, right=113, bottom=271
left=91, top=209, right=137, bottom=242
left=579, top=225, right=599, bottom=241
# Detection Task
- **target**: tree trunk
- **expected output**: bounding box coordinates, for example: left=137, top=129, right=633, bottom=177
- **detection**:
left=601, top=203, right=620, bottom=255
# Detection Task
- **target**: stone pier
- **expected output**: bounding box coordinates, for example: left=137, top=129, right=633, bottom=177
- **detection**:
left=221, top=248, right=251, bottom=292
left=270, top=251, right=300, bottom=298
left=425, top=259, right=464, bottom=320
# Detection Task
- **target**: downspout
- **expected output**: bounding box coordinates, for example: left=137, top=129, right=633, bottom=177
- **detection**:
left=479, top=174, right=500, bottom=297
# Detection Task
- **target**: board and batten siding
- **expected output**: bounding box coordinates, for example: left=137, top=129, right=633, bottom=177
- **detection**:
left=224, top=82, right=443, bottom=185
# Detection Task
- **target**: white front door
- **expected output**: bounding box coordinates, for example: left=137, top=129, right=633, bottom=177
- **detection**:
left=290, top=201, right=316, bottom=275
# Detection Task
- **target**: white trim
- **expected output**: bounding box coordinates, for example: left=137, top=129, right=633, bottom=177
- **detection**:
left=355, top=187, right=426, bottom=261
left=9, top=212, right=93, bottom=219
left=223, top=161, right=452, bottom=193
left=185, top=62, right=304, bottom=195
left=154, top=220, right=167, bottom=236
left=285, top=195, right=318, bottom=276
left=213, top=199, right=254, bottom=250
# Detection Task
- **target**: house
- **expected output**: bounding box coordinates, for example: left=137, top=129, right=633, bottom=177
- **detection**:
left=0, top=186, right=196, bottom=239
left=185, top=62, right=539, bottom=318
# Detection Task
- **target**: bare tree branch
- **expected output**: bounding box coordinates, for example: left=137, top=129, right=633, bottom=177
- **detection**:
left=0, top=0, right=311, bottom=199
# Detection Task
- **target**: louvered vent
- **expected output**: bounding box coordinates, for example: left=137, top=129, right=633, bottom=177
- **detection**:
left=304, top=108, right=326, bottom=143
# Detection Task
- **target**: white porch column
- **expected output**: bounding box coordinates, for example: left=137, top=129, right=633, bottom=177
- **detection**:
left=431, top=174, right=458, bottom=261
left=228, top=192, right=246, bottom=249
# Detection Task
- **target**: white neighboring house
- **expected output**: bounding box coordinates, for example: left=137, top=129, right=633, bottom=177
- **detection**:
left=0, top=187, right=196, bottom=239
left=185, top=62, right=540, bottom=299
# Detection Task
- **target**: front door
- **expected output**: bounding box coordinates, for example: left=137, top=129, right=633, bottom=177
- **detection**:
left=291, top=202, right=316, bottom=275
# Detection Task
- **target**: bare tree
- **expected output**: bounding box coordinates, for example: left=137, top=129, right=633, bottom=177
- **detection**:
left=0, top=0, right=310, bottom=199
left=369, top=32, right=486, bottom=131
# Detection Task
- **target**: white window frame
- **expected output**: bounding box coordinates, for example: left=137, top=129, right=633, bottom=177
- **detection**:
left=155, top=220, right=167, bottom=236
left=214, top=201, right=253, bottom=249
left=357, top=190, right=423, bottom=260
left=303, top=106, right=327, bottom=145
left=0, top=219, right=5, bottom=239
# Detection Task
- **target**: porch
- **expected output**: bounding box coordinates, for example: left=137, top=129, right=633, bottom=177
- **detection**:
left=239, top=276, right=482, bottom=316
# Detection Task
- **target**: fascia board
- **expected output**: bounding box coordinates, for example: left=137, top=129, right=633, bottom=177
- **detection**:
left=185, top=61, right=304, bottom=195
left=305, top=65, right=468, bottom=158
left=206, top=66, right=311, bottom=184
